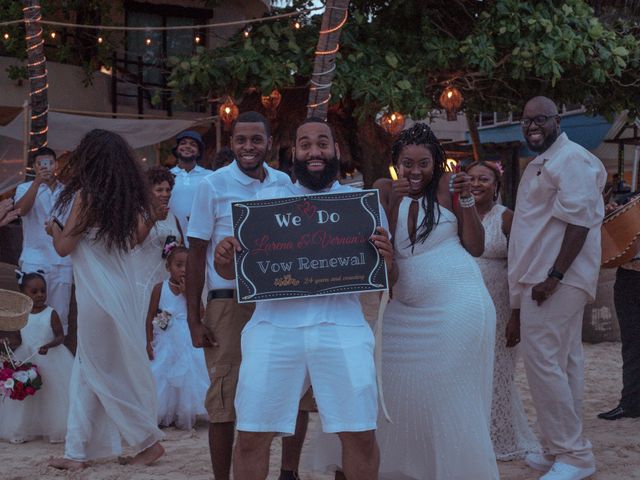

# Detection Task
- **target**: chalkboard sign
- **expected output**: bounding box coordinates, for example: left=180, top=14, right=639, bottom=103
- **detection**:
left=232, top=189, right=388, bottom=303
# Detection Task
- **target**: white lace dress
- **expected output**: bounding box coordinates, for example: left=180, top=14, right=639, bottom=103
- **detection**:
left=375, top=198, right=498, bottom=479
left=475, top=204, right=540, bottom=461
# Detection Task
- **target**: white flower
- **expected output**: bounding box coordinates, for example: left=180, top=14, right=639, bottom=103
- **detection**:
left=27, top=368, right=38, bottom=381
left=3, top=378, right=14, bottom=389
left=12, top=371, right=29, bottom=383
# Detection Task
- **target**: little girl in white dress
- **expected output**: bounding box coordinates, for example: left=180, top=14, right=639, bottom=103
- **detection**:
left=145, top=245, right=208, bottom=430
left=0, top=272, right=73, bottom=443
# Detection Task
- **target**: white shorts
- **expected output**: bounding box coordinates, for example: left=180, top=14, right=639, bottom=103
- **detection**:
left=235, top=322, right=377, bottom=435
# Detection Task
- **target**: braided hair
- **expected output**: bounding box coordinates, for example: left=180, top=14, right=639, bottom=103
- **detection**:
left=391, top=122, right=446, bottom=246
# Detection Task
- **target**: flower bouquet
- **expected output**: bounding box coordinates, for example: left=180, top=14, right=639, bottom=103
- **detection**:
left=153, top=310, right=172, bottom=331
left=0, top=361, right=42, bottom=401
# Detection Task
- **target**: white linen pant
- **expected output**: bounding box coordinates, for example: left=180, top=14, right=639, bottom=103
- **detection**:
left=21, top=262, right=73, bottom=335
left=521, top=283, right=595, bottom=469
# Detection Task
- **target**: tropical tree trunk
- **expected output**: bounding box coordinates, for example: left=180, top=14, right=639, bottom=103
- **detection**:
left=23, top=0, right=48, bottom=155
left=466, top=111, right=483, bottom=161
left=306, top=0, right=350, bottom=120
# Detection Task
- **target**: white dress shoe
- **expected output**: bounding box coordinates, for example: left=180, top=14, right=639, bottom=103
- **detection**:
left=539, top=462, right=596, bottom=480
left=525, top=453, right=554, bottom=472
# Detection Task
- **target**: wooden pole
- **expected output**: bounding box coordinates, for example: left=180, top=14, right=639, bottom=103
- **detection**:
left=306, top=0, right=350, bottom=120
left=22, top=0, right=48, bottom=157
left=466, top=111, right=484, bottom=161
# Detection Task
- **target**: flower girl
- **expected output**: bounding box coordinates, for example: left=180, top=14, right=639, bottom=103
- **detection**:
left=0, top=272, right=74, bottom=443
left=145, top=244, right=208, bottom=430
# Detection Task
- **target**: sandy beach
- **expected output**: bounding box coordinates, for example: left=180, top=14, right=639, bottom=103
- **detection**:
left=1, top=341, right=639, bottom=480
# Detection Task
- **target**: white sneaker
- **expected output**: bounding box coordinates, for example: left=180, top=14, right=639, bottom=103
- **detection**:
left=539, top=462, right=596, bottom=480
left=526, top=453, right=554, bottom=472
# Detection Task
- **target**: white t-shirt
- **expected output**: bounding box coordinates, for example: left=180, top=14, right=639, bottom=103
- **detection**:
left=15, top=181, right=71, bottom=267
left=187, top=161, right=291, bottom=291
left=169, top=164, right=211, bottom=238
left=246, top=181, right=388, bottom=330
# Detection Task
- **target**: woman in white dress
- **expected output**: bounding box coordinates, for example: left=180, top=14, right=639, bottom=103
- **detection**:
left=374, top=124, right=498, bottom=479
left=467, top=161, right=540, bottom=461
left=46, top=129, right=165, bottom=470
left=131, top=166, right=184, bottom=328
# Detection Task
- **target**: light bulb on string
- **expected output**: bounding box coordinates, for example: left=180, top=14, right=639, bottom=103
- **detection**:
left=145, top=37, right=152, bottom=46
left=50, top=31, right=56, bottom=39
left=195, top=34, right=201, bottom=44
left=243, top=26, right=252, bottom=38
left=293, top=20, right=301, bottom=30
left=3, top=33, right=9, bottom=41
left=97, top=36, right=103, bottom=44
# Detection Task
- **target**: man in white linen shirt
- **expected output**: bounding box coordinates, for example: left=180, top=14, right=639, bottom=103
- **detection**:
left=14, top=147, right=73, bottom=334
left=169, top=130, right=210, bottom=239
left=186, top=112, right=292, bottom=480
left=508, top=97, right=606, bottom=480
left=214, top=118, right=395, bottom=480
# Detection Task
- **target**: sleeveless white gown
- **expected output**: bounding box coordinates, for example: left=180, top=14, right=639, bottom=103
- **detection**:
left=0, top=306, right=73, bottom=443
left=475, top=204, right=540, bottom=461
left=151, top=280, right=208, bottom=430
left=64, top=234, right=164, bottom=461
left=130, top=213, right=182, bottom=329
left=376, top=198, right=499, bottom=480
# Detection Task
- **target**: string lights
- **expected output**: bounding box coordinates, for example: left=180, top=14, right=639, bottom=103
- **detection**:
left=3, top=32, right=9, bottom=40
left=307, top=1, right=349, bottom=119
left=23, top=1, right=49, bottom=152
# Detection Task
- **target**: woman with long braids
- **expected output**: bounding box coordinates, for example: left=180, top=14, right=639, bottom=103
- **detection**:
left=45, top=129, right=164, bottom=470
left=375, top=123, right=498, bottom=479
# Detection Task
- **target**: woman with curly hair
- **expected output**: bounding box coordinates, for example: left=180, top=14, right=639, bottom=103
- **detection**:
left=130, top=166, right=185, bottom=330
left=46, top=129, right=164, bottom=470
left=374, top=123, right=498, bottom=479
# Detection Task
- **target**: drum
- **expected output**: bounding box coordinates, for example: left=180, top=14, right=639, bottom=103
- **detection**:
left=601, top=194, right=640, bottom=268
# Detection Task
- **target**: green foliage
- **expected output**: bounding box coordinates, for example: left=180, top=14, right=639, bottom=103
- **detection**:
left=163, top=0, right=640, bottom=120
left=6, top=64, right=28, bottom=82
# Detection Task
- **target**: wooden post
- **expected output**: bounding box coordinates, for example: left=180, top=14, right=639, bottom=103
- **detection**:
left=137, top=55, right=144, bottom=117
left=306, top=0, right=350, bottom=120
left=22, top=0, right=48, bottom=156
left=111, top=52, right=118, bottom=118
left=466, top=111, right=484, bottom=161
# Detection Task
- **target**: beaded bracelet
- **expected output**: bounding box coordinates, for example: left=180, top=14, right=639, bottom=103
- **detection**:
left=459, top=195, right=476, bottom=208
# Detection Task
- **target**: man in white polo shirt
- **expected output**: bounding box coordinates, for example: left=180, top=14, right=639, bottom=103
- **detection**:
left=214, top=118, right=394, bottom=480
left=169, top=130, right=210, bottom=239
left=508, top=97, right=606, bottom=480
left=186, top=112, right=291, bottom=480
left=14, top=147, right=73, bottom=334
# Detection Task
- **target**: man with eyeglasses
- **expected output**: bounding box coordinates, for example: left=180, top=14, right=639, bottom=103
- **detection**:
left=508, top=97, right=606, bottom=480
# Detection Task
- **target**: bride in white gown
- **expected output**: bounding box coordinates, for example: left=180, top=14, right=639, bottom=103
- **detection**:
left=47, top=129, right=165, bottom=470
left=309, top=123, right=498, bottom=480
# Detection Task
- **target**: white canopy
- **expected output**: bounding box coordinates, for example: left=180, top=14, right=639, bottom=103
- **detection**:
left=0, top=108, right=201, bottom=193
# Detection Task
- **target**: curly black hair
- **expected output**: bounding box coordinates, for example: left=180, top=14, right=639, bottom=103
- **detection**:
left=55, top=129, right=153, bottom=252
left=146, top=165, right=175, bottom=189
left=391, top=122, right=445, bottom=246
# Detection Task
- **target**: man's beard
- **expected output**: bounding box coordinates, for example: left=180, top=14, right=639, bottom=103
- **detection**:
left=177, top=152, right=197, bottom=164
left=294, top=156, right=340, bottom=191
left=526, top=129, right=559, bottom=153
left=236, top=156, right=264, bottom=173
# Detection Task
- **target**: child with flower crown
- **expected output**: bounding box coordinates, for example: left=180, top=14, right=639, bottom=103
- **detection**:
left=145, top=244, right=209, bottom=430
left=0, top=271, right=74, bottom=444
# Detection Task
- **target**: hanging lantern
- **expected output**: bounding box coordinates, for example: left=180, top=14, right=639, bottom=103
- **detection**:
left=439, top=86, right=463, bottom=121
left=379, top=111, right=405, bottom=136
left=219, top=96, right=239, bottom=131
left=261, top=89, right=282, bottom=119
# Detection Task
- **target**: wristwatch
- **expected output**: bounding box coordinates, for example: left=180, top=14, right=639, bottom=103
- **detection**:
left=547, top=267, right=564, bottom=281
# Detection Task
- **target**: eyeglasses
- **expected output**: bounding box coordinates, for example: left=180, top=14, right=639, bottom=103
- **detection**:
left=520, top=115, right=557, bottom=128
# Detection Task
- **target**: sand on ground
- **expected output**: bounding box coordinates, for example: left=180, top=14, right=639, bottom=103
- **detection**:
left=1, top=342, right=639, bottom=479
